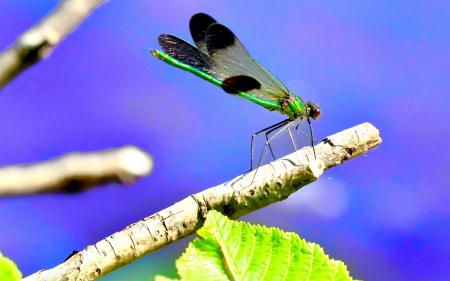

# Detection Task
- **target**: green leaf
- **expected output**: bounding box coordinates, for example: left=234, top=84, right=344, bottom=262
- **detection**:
left=0, top=252, right=22, bottom=281
left=175, top=210, right=357, bottom=281
left=154, top=275, right=179, bottom=281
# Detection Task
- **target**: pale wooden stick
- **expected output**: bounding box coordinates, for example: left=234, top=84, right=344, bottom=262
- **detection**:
left=0, top=0, right=108, bottom=89
left=23, top=122, right=381, bottom=281
left=0, top=146, right=153, bottom=196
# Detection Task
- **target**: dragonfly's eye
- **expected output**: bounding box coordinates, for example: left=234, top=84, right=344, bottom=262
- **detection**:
left=312, top=107, right=321, bottom=119
left=306, top=101, right=321, bottom=120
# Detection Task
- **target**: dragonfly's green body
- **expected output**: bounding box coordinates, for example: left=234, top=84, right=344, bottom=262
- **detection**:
left=151, top=49, right=309, bottom=120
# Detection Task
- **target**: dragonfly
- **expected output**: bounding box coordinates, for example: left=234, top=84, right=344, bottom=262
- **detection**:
left=151, top=13, right=321, bottom=173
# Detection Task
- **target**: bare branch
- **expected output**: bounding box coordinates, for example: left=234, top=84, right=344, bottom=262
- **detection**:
left=0, top=146, right=153, bottom=196
left=22, top=122, right=382, bottom=281
left=0, top=0, right=108, bottom=89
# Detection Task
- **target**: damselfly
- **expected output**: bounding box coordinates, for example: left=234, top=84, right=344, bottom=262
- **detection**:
left=151, top=13, right=321, bottom=173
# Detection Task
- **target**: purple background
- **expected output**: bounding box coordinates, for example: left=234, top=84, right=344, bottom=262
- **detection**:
left=1, top=1, right=449, bottom=280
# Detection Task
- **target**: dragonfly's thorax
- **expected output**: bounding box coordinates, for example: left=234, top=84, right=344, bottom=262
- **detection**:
left=281, top=94, right=308, bottom=120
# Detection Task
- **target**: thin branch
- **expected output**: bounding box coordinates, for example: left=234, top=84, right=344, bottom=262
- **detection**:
left=22, top=122, right=382, bottom=281
left=0, top=0, right=108, bottom=89
left=0, top=146, right=153, bottom=196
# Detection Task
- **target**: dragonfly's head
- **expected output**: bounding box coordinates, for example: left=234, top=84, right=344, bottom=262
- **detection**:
left=306, top=101, right=321, bottom=120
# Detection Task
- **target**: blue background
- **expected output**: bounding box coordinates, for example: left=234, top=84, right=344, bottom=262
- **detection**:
left=1, top=1, right=449, bottom=280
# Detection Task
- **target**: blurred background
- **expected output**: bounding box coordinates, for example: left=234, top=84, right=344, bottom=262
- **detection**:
left=1, top=1, right=449, bottom=280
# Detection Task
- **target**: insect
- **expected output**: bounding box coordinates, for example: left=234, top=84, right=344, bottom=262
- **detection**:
left=151, top=13, right=321, bottom=172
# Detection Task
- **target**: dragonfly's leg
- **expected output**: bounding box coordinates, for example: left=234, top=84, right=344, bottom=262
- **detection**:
left=287, top=124, right=301, bottom=165
left=250, top=119, right=289, bottom=170
left=288, top=125, right=298, bottom=151
left=295, top=123, right=319, bottom=144
left=295, top=125, right=319, bottom=144
left=236, top=120, right=289, bottom=187
left=264, top=120, right=291, bottom=162
left=251, top=121, right=293, bottom=184
left=307, top=118, right=317, bottom=159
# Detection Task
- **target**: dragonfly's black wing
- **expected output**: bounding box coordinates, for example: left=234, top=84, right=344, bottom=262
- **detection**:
left=189, top=13, right=217, bottom=56
left=205, top=23, right=291, bottom=102
left=157, top=34, right=213, bottom=75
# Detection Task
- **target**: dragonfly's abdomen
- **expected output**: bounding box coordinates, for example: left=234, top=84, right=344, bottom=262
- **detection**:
left=236, top=91, right=281, bottom=112
left=151, top=49, right=223, bottom=87
left=152, top=49, right=292, bottom=115
left=281, top=95, right=307, bottom=120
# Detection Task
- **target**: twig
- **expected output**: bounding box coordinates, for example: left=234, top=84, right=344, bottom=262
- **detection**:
left=0, top=0, right=108, bottom=89
left=0, top=146, right=153, bottom=196
left=22, top=122, right=381, bottom=281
